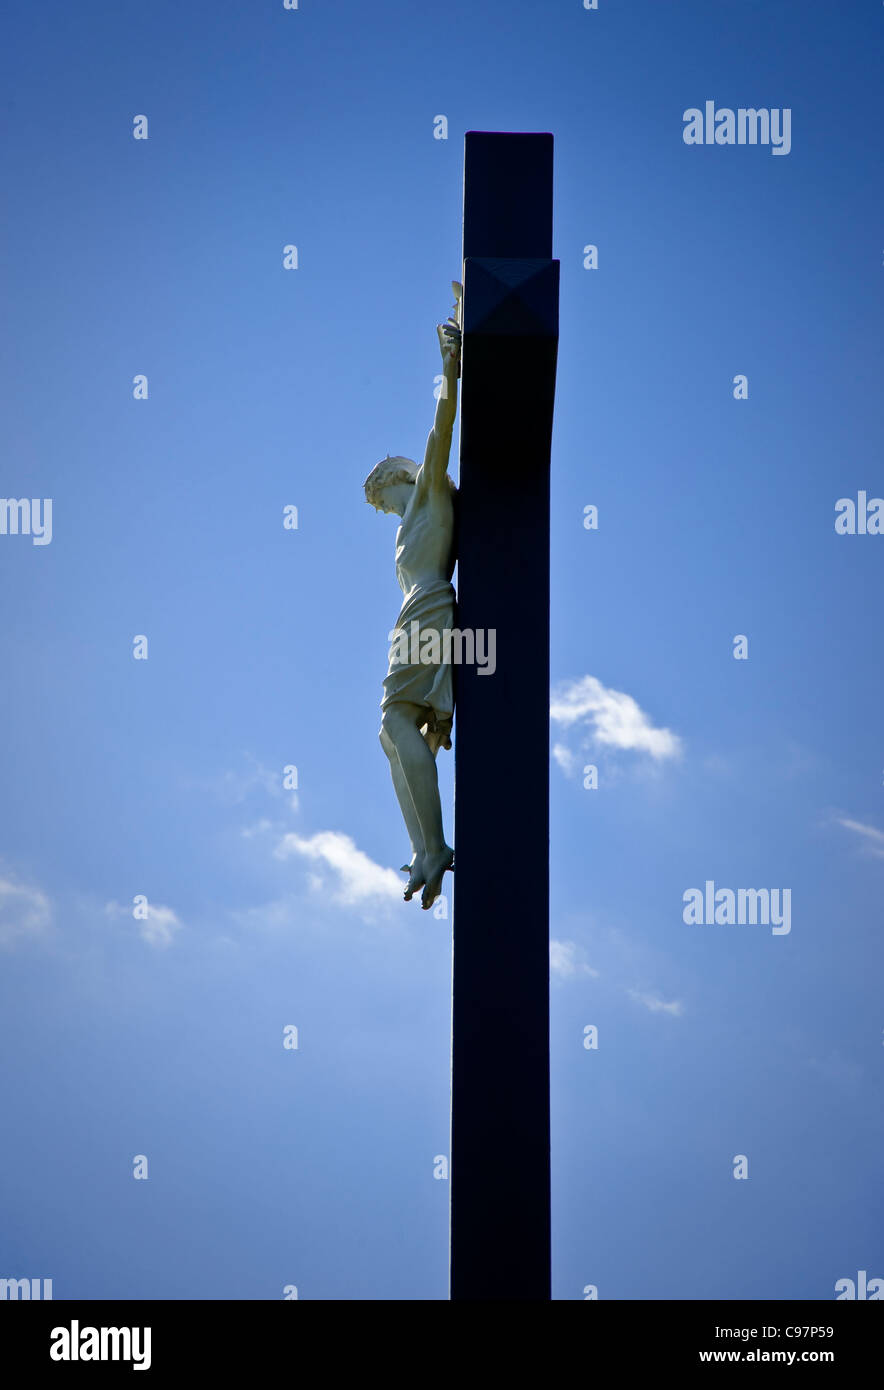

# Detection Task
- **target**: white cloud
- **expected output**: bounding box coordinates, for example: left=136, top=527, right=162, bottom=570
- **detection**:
left=834, top=816, right=884, bottom=860
left=275, top=830, right=404, bottom=906
left=105, top=899, right=183, bottom=948
left=550, top=939, right=599, bottom=980
left=550, top=675, right=682, bottom=763
left=628, top=988, right=683, bottom=1017
left=0, top=874, right=51, bottom=947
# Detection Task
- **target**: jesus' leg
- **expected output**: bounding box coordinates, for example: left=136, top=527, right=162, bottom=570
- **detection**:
left=380, top=723, right=426, bottom=898
left=381, top=701, right=453, bottom=910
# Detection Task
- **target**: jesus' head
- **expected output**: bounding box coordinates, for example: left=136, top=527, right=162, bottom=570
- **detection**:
left=363, top=455, right=419, bottom=516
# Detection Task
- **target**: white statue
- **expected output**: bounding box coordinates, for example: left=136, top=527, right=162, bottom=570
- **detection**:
left=364, top=285, right=462, bottom=910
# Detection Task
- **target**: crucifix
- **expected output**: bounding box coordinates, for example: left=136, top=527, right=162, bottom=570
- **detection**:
left=366, top=132, right=559, bottom=1300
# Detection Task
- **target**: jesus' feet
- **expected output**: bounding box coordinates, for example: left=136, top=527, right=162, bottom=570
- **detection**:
left=401, top=856, right=426, bottom=901
left=421, top=845, right=454, bottom=910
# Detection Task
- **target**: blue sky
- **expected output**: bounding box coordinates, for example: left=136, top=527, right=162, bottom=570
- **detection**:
left=1, top=0, right=882, bottom=1300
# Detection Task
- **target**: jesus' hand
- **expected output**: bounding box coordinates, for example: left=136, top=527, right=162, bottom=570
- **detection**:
left=437, top=319, right=462, bottom=376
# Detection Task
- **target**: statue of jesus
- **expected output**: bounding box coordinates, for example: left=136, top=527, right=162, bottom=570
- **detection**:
left=364, top=285, right=461, bottom=911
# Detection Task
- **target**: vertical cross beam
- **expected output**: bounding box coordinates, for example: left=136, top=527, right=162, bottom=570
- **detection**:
left=450, top=132, right=559, bottom=1301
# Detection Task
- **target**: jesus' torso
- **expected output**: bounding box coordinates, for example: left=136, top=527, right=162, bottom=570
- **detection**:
left=393, top=484, right=455, bottom=601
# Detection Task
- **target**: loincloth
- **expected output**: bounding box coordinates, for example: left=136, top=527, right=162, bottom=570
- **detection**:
left=381, top=578, right=455, bottom=748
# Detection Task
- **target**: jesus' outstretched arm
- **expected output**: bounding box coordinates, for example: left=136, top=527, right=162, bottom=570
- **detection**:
left=417, top=307, right=461, bottom=494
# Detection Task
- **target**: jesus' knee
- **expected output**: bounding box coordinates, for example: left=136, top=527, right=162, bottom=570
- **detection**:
left=381, top=706, right=413, bottom=753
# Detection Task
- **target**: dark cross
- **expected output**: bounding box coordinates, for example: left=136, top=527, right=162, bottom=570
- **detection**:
left=451, top=131, right=560, bottom=1301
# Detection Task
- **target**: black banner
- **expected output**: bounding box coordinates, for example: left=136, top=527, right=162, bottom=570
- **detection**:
left=3, top=1299, right=879, bottom=1374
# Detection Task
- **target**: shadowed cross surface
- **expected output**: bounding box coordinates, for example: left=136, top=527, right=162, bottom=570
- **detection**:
left=450, top=131, right=560, bottom=1302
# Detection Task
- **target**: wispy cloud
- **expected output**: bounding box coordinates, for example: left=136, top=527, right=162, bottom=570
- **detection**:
left=0, top=873, right=51, bottom=947
left=550, top=675, right=682, bottom=768
left=186, top=755, right=299, bottom=813
left=628, top=988, right=683, bottom=1017
left=275, top=830, right=403, bottom=906
left=552, top=743, right=577, bottom=776
left=550, top=938, right=599, bottom=980
left=834, top=816, right=884, bottom=860
left=105, top=899, right=183, bottom=948
left=806, top=1049, right=862, bottom=1095
left=241, top=818, right=274, bottom=840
